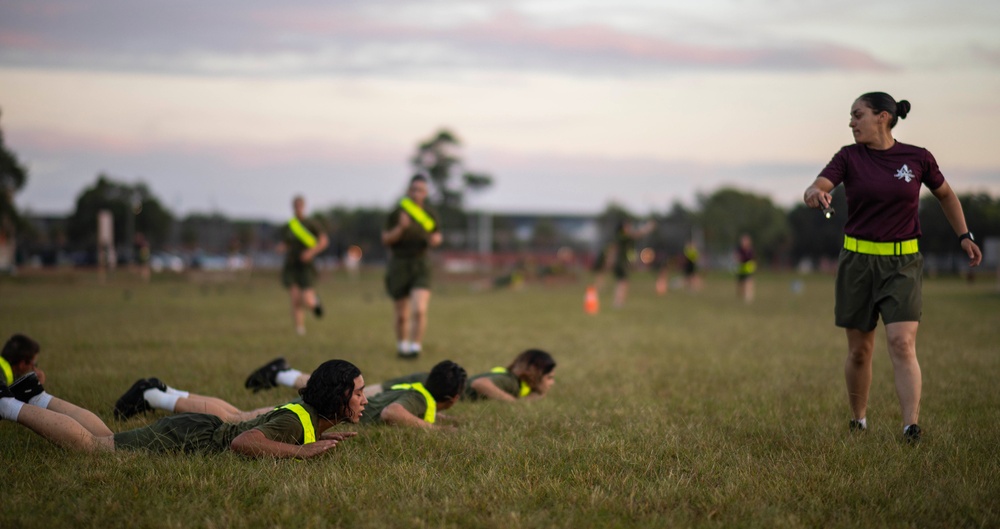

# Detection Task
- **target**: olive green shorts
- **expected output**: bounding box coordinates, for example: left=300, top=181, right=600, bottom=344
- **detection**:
left=834, top=249, right=922, bottom=332
left=282, top=263, right=317, bottom=289
left=113, top=413, right=225, bottom=453
left=385, top=256, right=431, bottom=300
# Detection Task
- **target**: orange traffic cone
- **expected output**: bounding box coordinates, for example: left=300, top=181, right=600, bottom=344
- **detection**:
left=584, top=286, right=600, bottom=315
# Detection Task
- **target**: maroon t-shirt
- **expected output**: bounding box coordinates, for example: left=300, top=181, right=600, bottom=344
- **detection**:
left=819, top=141, right=945, bottom=242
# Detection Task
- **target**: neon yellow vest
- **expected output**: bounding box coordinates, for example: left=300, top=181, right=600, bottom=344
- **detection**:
left=288, top=218, right=317, bottom=248
left=684, top=246, right=699, bottom=262
left=738, top=260, right=757, bottom=275
left=399, top=198, right=436, bottom=232
left=389, top=382, right=436, bottom=423
left=490, top=367, right=531, bottom=397
left=276, top=403, right=316, bottom=444
left=0, top=357, right=13, bottom=386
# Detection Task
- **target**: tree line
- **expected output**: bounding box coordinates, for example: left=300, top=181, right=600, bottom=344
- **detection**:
left=2, top=118, right=997, bottom=271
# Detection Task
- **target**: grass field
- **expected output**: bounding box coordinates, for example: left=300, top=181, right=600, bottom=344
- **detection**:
left=2, top=268, right=999, bottom=528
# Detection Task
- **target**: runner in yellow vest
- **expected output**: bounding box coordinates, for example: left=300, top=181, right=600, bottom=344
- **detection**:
left=279, top=195, right=329, bottom=336
left=734, top=234, right=757, bottom=304
left=682, top=240, right=703, bottom=292
left=381, top=175, right=442, bottom=358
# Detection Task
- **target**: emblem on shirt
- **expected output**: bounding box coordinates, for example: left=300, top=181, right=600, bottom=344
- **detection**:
left=894, top=164, right=915, bottom=183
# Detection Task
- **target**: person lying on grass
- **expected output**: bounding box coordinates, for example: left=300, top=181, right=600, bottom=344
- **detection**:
left=245, top=348, right=556, bottom=403
left=365, top=349, right=557, bottom=402
left=358, top=360, right=466, bottom=429
left=4, top=333, right=291, bottom=428
left=0, top=358, right=366, bottom=459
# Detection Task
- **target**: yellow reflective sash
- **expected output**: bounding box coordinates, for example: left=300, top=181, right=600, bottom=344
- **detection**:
left=276, top=403, right=316, bottom=444
left=490, top=367, right=531, bottom=397
left=399, top=198, right=436, bottom=232
left=684, top=247, right=699, bottom=262
left=738, top=260, right=757, bottom=275
left=0, top=357, right=13, bottom=386
left=389, top=382, right=436, bottom=423
left=288, top=218, right=317, bottom=248
left=844, top=236, right=918, bottom=256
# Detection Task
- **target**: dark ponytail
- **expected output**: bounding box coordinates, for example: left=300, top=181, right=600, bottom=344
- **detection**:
left=858, top=92, right=910, bottom=129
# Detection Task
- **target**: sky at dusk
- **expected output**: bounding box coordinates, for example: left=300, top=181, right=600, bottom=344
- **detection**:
left=2, top=0, right=999, bottom=221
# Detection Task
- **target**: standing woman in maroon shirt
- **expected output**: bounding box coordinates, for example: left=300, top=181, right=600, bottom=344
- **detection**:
left=803, top=92, right=982, bottom=442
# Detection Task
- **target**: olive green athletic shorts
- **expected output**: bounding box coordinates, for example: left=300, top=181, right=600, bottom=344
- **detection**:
left=114, top=413, right=225, bottom=453
left=834, top=249, right=922, bottom=332
left=612, top=262, right=629, bottom=280
left=385, top=256, right=431, bottom=300
left=282, top=263, right=317, bottom=289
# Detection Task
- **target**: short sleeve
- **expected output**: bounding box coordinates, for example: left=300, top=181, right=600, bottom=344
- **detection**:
left=922, top=149, right=946, bottom=190
left=385, top=208, right=400, bottom=230
left=253, top=410, right=306, bottom=445
left=818, top=147, right=848, bottom=187
left=393, top=391, right=429, bottom=419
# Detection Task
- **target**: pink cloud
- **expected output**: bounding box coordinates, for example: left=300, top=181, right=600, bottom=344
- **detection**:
left=250, top=8, right=889, bottom=71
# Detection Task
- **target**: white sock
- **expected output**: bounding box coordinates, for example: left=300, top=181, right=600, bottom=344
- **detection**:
left=28, top=391, right=54, bottom=409
left=143, top=388, right=180, bottom=412
left=164, top=386, right=190, bottom=398
left=857, top=417, right=867, bottom=429
left=0, top=397, right=25, bottom=421
left=410, top=342, right=422, bottom=353
left=398, top=340, right=410, bottom=353
left=276, top=369, right=303, bottom=388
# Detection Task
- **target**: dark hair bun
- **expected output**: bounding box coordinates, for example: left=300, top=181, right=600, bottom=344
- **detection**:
left=896, top=100, right=911, bottom=119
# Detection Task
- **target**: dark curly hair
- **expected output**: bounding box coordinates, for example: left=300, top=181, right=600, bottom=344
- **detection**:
left=424, top=360, right=467, bottom=402
left=299, top=359, right=361, bottom=421
left=2, top=334, right=41, bottom=365
left=508, top=349, right=557, bottom=389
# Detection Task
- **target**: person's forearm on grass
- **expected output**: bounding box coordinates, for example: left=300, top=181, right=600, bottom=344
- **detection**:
left=229, top=429, right=339, bottom=459
left=380, top=403, right=434, bottom=428
left=470, top=378, right=517, bottom=402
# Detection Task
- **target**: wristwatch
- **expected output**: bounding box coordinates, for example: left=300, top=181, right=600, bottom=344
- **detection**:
left=958, top=232, right=975, bottom=243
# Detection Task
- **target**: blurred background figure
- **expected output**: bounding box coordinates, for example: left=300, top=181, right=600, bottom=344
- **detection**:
left=278, top=195, right=328, bottom=336
left=611, top=218, right=654, bottom=308
left=382, top=175, right=442, bottom=359
left=682, top=240, right=702, bottom=292
left=735, top=234, right=756, bottom=303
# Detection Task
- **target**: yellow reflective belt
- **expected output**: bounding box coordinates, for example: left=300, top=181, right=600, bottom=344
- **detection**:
left=844, top=236, right=919, bottom=256
left=389, top=382, right=436, bottom=423
left=0, top=357, right=12, bottom=386
left=739, top=260, right=757, bottom=275
left=276, top=403, right=316, bottom=444
left=399, top=198, right=436, bottom=232
left=490, top=367, right=531, bottom=397
left=288, top=218, right=317, bottom=248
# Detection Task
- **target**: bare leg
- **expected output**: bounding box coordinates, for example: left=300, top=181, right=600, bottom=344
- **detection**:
left=845, top=328, right=876, bottom=421
left=613, top=280, right=628, bottom=308
left=745, top=278, right=755, bottom=303
left=221, top=406, right=274, bottom=423
left=293, top=373, right=310, bottom=390
left=172, top=394, right=243, bottom=421
left=393, top=297, right=411, bottom=343
left=302, top=288, right=318, bottom=311
left=885, top=321, right=921, bottom=426
left=409, top=288, right=431, bottom=345
left=46, top=397, right=113, bottom=437
left=289, top=285, right=305, bottom=334
left=12, top=404, right=114, bottom=452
